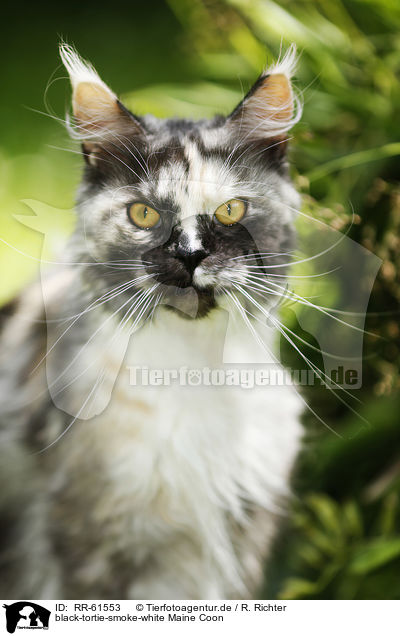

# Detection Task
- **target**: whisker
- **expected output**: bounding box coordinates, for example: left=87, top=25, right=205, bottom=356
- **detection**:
left=242, top=266, right=341, bottom=279
left=228, top=252, right=296, bottom=262
left=49, top=284, right=157, bottom=401
left=232, top=282, right=364, bottom=411
left=37, top=283, right=160, bottom=450
left=35, top=277, right=154, bottom=386
left=35, top=368, right=107, bottom=454
left=0, top=236, right=154, bottom=268
left=223, top=287, right=342, bottom=438
left=247, top=275, right=378, bottom=337
left=267, top=312, right=366, bottom=418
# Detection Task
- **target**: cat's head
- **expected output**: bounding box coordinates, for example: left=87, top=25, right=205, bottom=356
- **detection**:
left=61, top=44, right=301, bottom=319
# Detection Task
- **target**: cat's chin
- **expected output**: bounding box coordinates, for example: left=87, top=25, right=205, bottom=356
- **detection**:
left=162, top=285, right=217, bottom=320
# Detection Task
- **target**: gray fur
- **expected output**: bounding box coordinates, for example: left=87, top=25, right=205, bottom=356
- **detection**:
left=0, top=48, right=303, bottom=599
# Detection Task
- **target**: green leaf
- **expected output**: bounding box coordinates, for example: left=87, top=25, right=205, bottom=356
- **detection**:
left=342, top=500, right=363, bottom=539
left=377, top=493, right=399, bottom=537
left=349, top=538, right=400, bottom=574
left=306, top=494, right=343, bottom=538
left=307, top=143, right=400, bottom=182
left=298, top=544, right=325, bottom=569
left=279, top=577, right=321, bottom=600
left=295, top=523, right=338, bottom=556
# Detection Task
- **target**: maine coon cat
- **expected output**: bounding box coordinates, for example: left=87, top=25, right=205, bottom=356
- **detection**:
left=0, top=44, right=303, bottom=599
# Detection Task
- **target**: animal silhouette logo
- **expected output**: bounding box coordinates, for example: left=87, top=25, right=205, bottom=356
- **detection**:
left=2, top=602, right=50, bottom=633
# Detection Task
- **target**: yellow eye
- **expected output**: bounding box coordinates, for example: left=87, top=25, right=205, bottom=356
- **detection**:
left=128, top=203, right=160, bottom=229
left=215, top=199, right=246, bottom=226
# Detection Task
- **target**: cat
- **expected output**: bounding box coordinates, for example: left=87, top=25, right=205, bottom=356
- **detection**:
left=0, top=44, right=303, bottom=599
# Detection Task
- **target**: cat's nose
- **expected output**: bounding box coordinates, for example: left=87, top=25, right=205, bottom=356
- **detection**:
left=175, top=246, right=208, bottom=274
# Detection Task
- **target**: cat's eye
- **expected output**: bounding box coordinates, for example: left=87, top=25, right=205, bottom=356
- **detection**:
left=128, top=203, right=160, bottom=229
left=214, top=199, right=246, bottom=226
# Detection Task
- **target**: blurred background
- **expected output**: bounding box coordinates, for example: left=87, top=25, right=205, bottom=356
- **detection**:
left=1, top=0, right=399, bottom=599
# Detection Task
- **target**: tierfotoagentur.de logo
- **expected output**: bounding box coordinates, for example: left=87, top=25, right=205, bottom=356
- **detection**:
left=2, top=603, right=51, bottom=634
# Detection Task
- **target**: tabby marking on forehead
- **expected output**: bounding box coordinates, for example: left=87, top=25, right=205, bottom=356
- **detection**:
left=154, top=139, right=243, bottom=219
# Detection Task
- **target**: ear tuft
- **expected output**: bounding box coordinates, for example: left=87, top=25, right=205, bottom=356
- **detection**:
left=265, top=42, right=298, bottom=81
left=228, top=44, right=302, bottom=141
left=59, top=43, right=128, bottom=141
left=59, top=43, right=114, bottom=98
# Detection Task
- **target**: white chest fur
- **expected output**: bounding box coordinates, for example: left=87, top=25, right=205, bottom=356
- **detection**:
left=51, top=306, right=303, bottom=597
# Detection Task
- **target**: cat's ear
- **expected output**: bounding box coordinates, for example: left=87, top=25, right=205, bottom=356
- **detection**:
left=226, top=46, right=301, bottom=154
left=59, top=44, right=145, bottom=164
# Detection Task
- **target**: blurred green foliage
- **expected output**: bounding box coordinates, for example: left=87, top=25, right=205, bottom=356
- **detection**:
left=0, top=0, right=399, bottom=599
